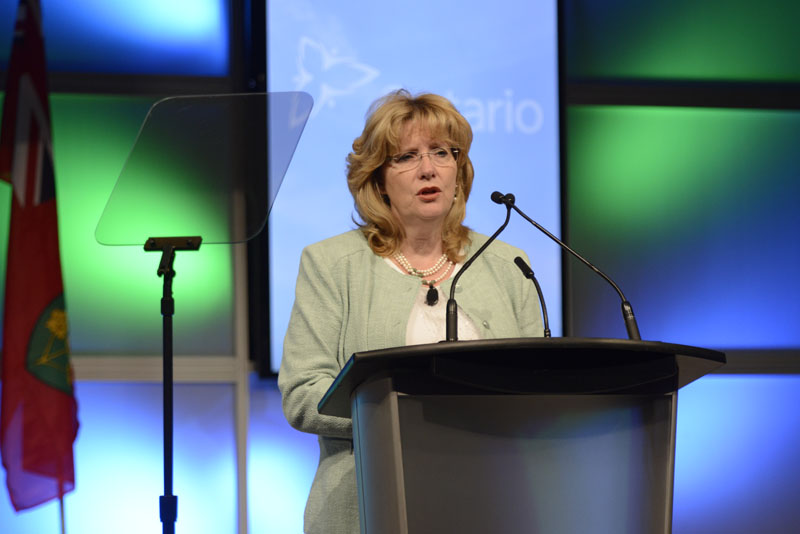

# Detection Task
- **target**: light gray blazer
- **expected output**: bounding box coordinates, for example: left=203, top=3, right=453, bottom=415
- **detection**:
left=278, top=229, right=543, bottom=533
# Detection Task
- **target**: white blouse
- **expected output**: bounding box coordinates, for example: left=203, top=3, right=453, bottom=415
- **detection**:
left=384, top=259, right=481, bottom=345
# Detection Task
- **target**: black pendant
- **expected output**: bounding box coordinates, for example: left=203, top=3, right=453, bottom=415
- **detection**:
left=425, top=284, right=438, bottom=306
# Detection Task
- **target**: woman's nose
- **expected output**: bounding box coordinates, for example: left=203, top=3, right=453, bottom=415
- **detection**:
left=417, top=153, right=436, bottom=176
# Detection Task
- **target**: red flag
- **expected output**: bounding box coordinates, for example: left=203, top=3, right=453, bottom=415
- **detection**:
left=1, top=0, right=79, bottom=511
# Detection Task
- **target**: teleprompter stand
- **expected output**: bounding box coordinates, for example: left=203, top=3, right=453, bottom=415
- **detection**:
left=95, top=92, right=313, bottom=533
left=144, top=236, right=202, bottom=534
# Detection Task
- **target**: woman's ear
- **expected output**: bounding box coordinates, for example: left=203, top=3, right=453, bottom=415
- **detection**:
left=374, top=180, right=390, bottom=205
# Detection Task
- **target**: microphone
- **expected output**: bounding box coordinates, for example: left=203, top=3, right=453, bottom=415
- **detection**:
left=492, top=191, right=641, bottom=340
left=513, top=256, right=551, bottom=338
left=445, top=193, right=513, bottom=341
left=490, top=191, right=514, bottom=207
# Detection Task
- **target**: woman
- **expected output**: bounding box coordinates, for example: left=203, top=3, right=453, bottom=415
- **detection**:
left=278, top=89, right=543, bottom=533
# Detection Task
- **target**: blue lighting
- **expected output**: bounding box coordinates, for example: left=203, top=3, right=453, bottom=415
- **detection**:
left=567, top=106, right=800, bottom=349
left=0, top=0, right=229, bottom=75
left=3, top=377, right=800, bottom=532
left=248, top=378, right=317, bottom=534
left=674, top=375, right=800, bottom=532
left=0, top=382, right=237, bottom=533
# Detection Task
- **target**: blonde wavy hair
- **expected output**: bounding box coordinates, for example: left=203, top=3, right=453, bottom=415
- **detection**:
left=346, top=89, right=474, bottom=262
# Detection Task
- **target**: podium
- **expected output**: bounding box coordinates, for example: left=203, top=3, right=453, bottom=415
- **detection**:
left=318, top=338, right=725, bottom=534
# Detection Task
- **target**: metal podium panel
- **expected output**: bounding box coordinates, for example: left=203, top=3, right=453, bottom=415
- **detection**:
left=353, top=377, right=676, bottom=534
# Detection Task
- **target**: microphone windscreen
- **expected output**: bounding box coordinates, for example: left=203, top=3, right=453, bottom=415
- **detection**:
left=514, top=256, right=534, bottom=279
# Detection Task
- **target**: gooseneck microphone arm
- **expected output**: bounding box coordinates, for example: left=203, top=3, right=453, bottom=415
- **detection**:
left=492, top=191, right=641, bottom=340
left=513, top=256, right=551, bottom=338
left=445, top=195, right=514, bottom=342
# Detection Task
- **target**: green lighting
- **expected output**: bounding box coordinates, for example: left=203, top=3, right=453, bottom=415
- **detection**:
left=1, top=94, right=235, bottom=356
left=568, top=0, right=800, bottom=82
left=567, top=105, right=791, bottom=242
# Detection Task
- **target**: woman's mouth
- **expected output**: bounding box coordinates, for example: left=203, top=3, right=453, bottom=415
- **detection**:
left=417, top=187, right=441, bottom=200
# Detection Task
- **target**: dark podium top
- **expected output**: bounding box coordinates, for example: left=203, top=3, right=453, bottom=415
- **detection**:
left=318, top=337, right=726, bottom=418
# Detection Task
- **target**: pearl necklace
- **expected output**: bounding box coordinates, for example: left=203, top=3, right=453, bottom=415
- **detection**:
left=393, top=252, right=448, bottom=277
left=393, top=252, right=453, bottom=306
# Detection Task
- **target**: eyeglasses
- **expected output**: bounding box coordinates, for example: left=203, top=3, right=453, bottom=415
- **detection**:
left=387, top=147, right=460, bottom=171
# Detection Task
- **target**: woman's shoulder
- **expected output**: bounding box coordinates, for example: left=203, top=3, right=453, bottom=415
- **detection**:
left=466, top=230, right=528, bottom=262
left=303, top=229, right=370, bottom=260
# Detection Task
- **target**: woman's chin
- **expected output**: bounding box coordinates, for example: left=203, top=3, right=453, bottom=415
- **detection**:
left=413, top=209, right=449, bottom=226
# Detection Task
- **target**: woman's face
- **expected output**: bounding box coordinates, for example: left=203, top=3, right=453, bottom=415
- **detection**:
left=381, top=122, right=458, bottom=234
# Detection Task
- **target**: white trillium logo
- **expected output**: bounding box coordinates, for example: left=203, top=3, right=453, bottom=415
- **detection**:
left=293, top=37, right=380, bottom=117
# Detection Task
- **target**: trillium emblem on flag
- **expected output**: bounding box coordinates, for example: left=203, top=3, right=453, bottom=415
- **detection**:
left=26, top=295, right=73, bottom=396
